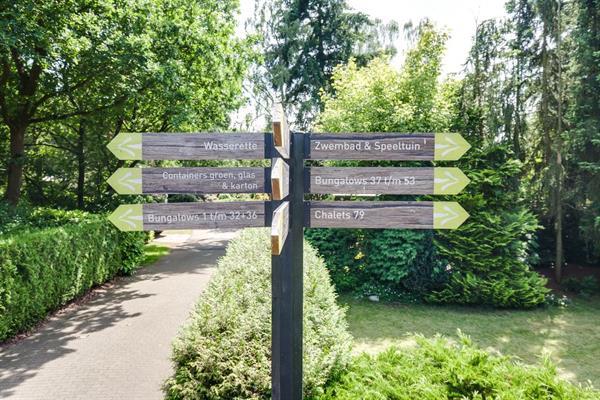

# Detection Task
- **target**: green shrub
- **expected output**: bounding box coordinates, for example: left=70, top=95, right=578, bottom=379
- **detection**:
left=429, top=146, right=550, bottom=308
left=317, top=335, right=598, bottom=400
left=562, top=276, right=599, bottom=296
left=164, top=229, right=352, bottom=399
left=0, top=220, right=145, bottom=341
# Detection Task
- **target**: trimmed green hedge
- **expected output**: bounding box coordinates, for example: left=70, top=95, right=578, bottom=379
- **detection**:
left=317, top=335, right=598, bottom=400
left=164, top=229, right=352, bottom=399
left=0, top=219, right=145, bottom=341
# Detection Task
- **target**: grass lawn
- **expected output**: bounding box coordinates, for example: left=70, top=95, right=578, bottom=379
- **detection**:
left=141, top=243, right=170, bottom=266
left=340, top=295, right=600, bottom=389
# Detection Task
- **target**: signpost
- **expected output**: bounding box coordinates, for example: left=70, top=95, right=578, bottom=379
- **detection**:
left=306, top=132, right=470, bottom=160
left=306, top=201, right=469, bottom=229
left=106, top=103, right=471, bottom=400
left=307, top=167, right=469, bottom=195
left=107, top=132, right=268, bottom=160
left=107, top=167, right=268, bottom=194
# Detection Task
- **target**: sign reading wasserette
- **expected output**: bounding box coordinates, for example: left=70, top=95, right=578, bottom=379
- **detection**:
left=308, top=167, right=470, bottom=195
left=107, top=132, right=267, bottom=160
left=307, top=132, right=470, bottom=160
left=107, top=167, right=267, bottom=194
left=306, top=201, right=469, bottom=229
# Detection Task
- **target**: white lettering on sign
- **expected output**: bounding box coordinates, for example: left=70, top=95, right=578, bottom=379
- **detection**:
left=203, top=141, right=258, bottom=152
left=161, top=171, right=257, bottom=181
left=314, top=209, right=366, bottom=220
left=313, top=140, right=422, bottom=153
left=314, top=175, right=416, bottom=187
left=147, top=211, right=258, bottom=224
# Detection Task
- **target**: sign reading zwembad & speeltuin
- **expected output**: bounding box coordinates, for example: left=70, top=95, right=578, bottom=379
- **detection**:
left=106, top=104, right=471, bottom=400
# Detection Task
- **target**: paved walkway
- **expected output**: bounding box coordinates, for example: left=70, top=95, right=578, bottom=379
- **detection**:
left=0, top=229, right=238, bottom=400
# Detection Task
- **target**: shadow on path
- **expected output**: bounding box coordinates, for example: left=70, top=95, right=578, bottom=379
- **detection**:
left=0, top=228, right=238, bottom=399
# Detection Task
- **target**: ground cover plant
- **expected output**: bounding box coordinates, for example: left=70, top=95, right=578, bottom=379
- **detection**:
left=341, top=295, right=600, bottom=388
left=316, top=335, right=598, bottom=400
left=164, top=229, right=352, bottom=399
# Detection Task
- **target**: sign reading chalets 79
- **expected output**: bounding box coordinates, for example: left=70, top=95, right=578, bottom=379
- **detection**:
left=105, top=102, right=472, bottom=400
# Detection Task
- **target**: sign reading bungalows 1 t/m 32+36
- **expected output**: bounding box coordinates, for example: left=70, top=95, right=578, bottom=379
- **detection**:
left=307, top=133, right=470, bottom=161
left=107, top=132, right=267, bottom=160
left=108, top=202, right=266, bottom=231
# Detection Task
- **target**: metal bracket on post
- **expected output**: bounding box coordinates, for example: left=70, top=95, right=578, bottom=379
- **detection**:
left=271, top=104, right=303, bottom=400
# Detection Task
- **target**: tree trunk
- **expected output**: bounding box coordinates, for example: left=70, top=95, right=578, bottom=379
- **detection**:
left=554, top=0, right=564, bottom=283
left=76, top=122, right=85, bottom=209
left=5, top=123, right=27, bottom=205
left=555, top=150, right=563, bottom=282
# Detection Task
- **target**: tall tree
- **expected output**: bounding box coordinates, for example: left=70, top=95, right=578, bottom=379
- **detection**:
left=569, top=0, right=600, bottom=263
left=0, top=0, right=250, bottom=206
left=249, top=0, right=398, bottom=128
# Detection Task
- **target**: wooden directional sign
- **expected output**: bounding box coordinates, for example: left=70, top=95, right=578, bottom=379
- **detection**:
left=271, top=202, right=289, bottom=255
left=108, top=202, right=266, bottom=231
left=308, top=167, right=469, bottom=195
left=306, top=133, right=470, bottom=161
left=107, top=167, right=267, bottom=194
left=271, top=159, right=290, bottom=200
left=306, top=201, right=469, bottom=229
left=107, top=132, right=266, bottom=160
left=272, top=103, right=290, bottom=158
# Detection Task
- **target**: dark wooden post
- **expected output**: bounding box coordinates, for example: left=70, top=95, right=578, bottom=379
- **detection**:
left=271, top=131, right=304, bottom=400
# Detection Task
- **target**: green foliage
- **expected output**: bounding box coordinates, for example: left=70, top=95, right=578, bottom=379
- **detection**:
left=163, top=229, right=352, bottom=399
left=249, top=0, right=398, bottom=126
left=316, top=335, right=598, bottom=399
left=311, top=24, right=548, bottom=308
left=0, top=219, right=145, bottom=341
left=1, top=0, right=252, bottom=207
left=430, top=145, right=549, bottom=308
left=562, top=276, right=600, bottom=297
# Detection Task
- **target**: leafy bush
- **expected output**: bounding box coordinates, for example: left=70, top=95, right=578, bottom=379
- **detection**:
left=429, top=146, right=550, bottom=308
left=562, top=276, right=599, bottom=296
left=317, top=335, right=598, bottom=400
left=0, top=219, right=145, bottom=341
left=0, top=201, right=94, bottom=235
left=164, top=229, right=352, bottom=399
left=310, top=39, right=548, bottom=307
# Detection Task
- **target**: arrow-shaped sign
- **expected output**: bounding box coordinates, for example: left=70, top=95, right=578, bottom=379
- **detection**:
left=108, top=202, right=267, bottom=231
left=433, top=202, right=470, bottom=229
left=106, top=133, right=142, bottom=160
left=107, top=167, right=267, bottom=195
left=108, top=204, right=144, bottom=231
left=433, top=168, right=470, bottom=195
left=106, top=132, right=267, bottom=160
left=308, top=167, right=469, bottom=195
left=307, top=201, right=469, bottom=229
left=434, top=133, right=471, bottom=161
left=107, top=168, right=143, bottom=194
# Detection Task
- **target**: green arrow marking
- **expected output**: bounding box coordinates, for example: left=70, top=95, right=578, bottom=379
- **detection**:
left=434, top=133, right=471, bottom=161
left=107, top=133, right=142, bottom=160
left=107, top=168, right=143, bottom=194
left=108, top=204, right=144, bottom=231
left=433, top=202, right=469, bottom=229
left=434, top=167, right=470, bottom=195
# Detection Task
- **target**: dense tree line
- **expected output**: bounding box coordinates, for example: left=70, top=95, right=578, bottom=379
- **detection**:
left=457, top=0, right=599, bottom=275
left=1, top=0, right=597, bottom=279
